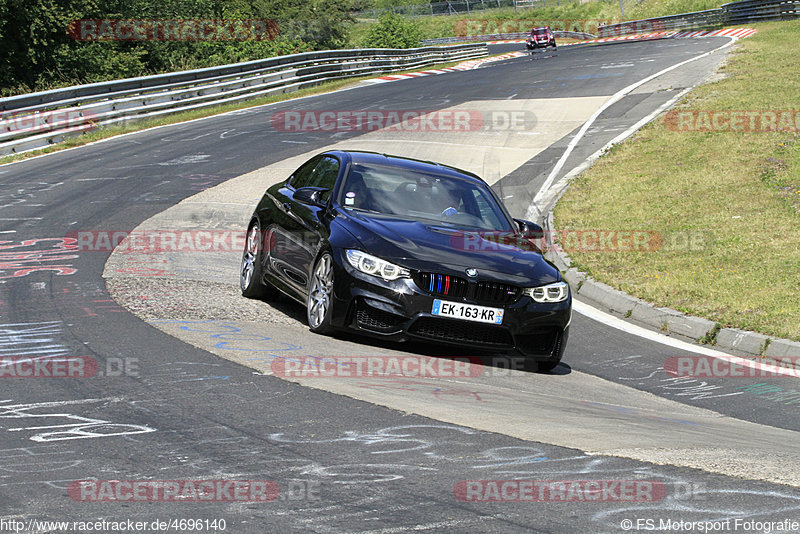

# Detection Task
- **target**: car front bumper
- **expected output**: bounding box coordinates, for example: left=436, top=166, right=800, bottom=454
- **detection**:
left=327, top=250, right=571, bottom=362
left=526, top=40, right=553, bottom=49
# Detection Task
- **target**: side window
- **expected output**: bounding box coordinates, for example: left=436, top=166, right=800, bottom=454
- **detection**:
left=289, top=156, right=321, bottom=189
left=307, top=156, right=340, bottom=201
left=308, top=157, right=340, bottom=189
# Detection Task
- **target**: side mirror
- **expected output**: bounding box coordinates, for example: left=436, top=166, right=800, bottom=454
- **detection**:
left=294, top=187, right=329, bottom=208
left=513, top=218, right=544, bottom=240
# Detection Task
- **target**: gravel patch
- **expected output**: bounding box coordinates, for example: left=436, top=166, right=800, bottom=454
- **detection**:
left=106, top=276, right=305, bottom=326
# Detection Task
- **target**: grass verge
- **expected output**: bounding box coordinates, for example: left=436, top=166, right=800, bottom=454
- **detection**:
left=554, top=20, right=800, bottom=341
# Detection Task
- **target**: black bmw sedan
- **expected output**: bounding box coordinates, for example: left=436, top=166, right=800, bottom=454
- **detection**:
left=240, top=150, right=571, bottom=371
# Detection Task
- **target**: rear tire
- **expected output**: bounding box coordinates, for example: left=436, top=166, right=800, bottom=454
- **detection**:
left=240, top=220, right=276, bottom=299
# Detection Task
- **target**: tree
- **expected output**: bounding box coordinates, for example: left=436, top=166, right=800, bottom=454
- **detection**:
left=361, top=12, right=420, bottom=49
left=0, top=0, right=330, bottom=95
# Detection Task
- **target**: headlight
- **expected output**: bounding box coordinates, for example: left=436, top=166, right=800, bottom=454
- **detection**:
left=345, top=250, right=410, bottom=281
left=523, top=281, right=569, bottom=303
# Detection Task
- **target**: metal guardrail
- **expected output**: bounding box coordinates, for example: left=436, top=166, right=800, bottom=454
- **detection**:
left=723, top=0, right=800, bottom=22
left=420, top=30, right=595, bottom=45
left=0, top=44, right=487, bottom=157
left=597, top=9, right=724, bottom=37
left=597, top=0, right=798, bottom=37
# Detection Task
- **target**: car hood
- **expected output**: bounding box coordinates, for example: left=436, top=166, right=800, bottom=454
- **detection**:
left=338, top=211, right=560, bottom=285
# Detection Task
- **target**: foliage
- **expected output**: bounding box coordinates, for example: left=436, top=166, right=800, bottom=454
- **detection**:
left=361, top=11, right=421, bottom=48
left=0, top=0, right=354, bottom=95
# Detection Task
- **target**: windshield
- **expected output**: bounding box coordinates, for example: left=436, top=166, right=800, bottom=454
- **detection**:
left=533, top=28, right=549, bottom=36
left=339, top=163, right=513, bottom=231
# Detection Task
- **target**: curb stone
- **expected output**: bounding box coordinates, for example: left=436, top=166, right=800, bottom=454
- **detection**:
left=717, top=328, right=773, bottom=356
left=542, top=213, right=800, bottom=360
left=765, top=339, right=800, bottom=359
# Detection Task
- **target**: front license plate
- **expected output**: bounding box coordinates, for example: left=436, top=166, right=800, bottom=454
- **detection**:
left=431, top=299, right=504, bottom=325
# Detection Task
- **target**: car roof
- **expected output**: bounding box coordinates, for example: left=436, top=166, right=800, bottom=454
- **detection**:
left=324, top=150, right=487, bottom=185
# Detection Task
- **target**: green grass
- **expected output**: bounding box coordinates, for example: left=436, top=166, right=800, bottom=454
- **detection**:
left=554, top=20, right=800, bottom=341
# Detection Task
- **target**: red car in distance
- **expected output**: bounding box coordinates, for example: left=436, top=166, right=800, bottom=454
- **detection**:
left=526, top=27, right=557, bottom=50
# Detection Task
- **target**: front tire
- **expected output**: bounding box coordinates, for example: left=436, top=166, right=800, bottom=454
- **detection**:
left=307, top=251, right=336, bottom=335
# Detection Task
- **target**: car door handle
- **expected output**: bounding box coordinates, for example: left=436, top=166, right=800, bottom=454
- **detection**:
left=283, top=202, right=292, bottom=211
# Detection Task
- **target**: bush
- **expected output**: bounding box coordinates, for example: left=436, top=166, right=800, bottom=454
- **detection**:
left=361, top=12, right=421, bottom=48
left=0, top=0, right=350, bottom=96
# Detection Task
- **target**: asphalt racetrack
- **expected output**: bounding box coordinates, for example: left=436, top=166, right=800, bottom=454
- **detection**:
left=2, top=36, right=799, bottom=532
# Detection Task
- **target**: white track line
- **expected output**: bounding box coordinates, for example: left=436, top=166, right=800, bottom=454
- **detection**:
left=530, top=86, right=694, bottom=214
left=574, top=301, right=800, bottom=376
left=532, top=33, right=743, bottom=207
left=529, top=31, right=790, bottom=366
